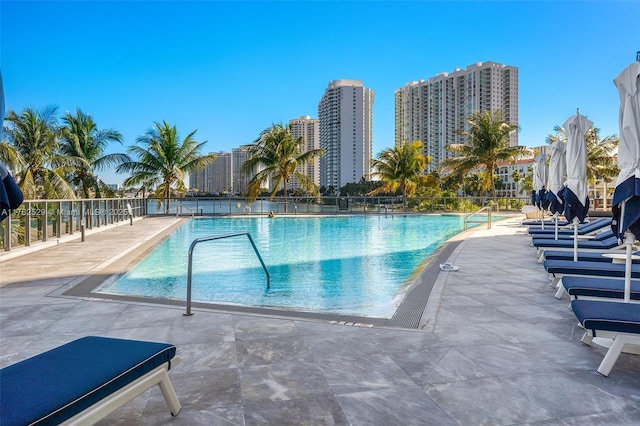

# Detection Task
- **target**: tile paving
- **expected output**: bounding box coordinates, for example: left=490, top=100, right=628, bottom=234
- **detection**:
left=1, top=215, right=639, bottom=425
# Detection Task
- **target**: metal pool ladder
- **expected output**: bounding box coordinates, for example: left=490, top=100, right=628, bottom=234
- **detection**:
left=464, top=205, right=494, bottom=230
left=184, top=232, right=270, bottom=316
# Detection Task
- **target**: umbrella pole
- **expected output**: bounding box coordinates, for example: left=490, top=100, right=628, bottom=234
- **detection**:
left=554, top=213, right=559, bottom=240
left=541, top=208, right=545, bottom=230
left=624, top=232, right=634, bottom=303
left=573, top=217, right=579, bottom=262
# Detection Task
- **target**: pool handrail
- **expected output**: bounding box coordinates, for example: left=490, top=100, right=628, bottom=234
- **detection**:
left=184, top=232, right=270, bottom=316
left=464, top=204, right=495, bottom=230
left=176, top=202, right=195, bottom=218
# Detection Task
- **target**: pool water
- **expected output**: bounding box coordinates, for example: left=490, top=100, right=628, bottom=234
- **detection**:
left=99, top=215, right=471, bottom=318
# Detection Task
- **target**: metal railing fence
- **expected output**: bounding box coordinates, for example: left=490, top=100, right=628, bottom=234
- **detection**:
left=1, top=198, right=145, bottom=251
left=145, top=195, right=531, bottom=216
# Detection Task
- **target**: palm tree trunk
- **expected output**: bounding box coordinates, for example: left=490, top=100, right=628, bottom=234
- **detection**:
left=165, top=183, right=171, bottom=214
left=490, top=165, right=497, bottom=198
left=283, top=178, right=288, bottom=213
left=403, top=186, right=407, bottom=211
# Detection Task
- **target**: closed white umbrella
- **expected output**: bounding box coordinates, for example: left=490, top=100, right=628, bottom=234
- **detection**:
left=533, top=152, right=549, bottom=227
left=563, top=111, right=592, bottom=260
left=548, top=140, right=567, bottom=239
left=563, top=112, right=592, bottom=222
left=533, top=152, right=549, bottom=206
left=612, top=59, right=640, bottom=302
left=548, top=140, right=566, bottom=214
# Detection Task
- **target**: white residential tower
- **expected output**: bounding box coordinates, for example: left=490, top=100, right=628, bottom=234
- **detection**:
left=395, top=61, right=518, bottom=171
left=318, top=79, right=374, bottom=191
left=289, top=115, right=320, bottom=190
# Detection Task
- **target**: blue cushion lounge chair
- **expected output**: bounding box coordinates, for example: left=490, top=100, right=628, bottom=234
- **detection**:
left=571, top=299, right=640, bottom=376
left=542, top=250, right=640, bottom=264
left=532, top=228, right=615, bottom=245
left=543, top=258, right=640, bottom=289
left=526, top=216, right=608, bottom=230
left=0, top=336, right=181, bottom=426
left=555, top=276, right=640, bottom=300
left=527, top=218, right=611, bottom=237
left=522, top=218, right=569, bottom=227
left=525, top=216, right=611, bottom=230
left=533, top=230, right=622, bottom=262
left=533, top=229, right=618, bottom=249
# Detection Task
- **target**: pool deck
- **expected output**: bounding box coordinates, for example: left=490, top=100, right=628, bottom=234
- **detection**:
left=1, top=216, right=639, bottom=425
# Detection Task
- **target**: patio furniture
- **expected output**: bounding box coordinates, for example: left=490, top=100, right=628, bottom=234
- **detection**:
left=0, top=336, right=181, bottom=426
left=571, top=299, right=640, bottom=376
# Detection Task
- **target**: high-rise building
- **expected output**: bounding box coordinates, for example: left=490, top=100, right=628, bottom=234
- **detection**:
left=209, top=152, right=232, bottom=194
left=188, top=152, right=232, bottom=194
left=289, top=115, right=320, bottom=190
left=189, top=166, right=208, bottom=192
left=232, top=145, right=253, bottom=195
left=395, top=61, right=518, bottom=171
left=318, top=79, right=374, bottom=191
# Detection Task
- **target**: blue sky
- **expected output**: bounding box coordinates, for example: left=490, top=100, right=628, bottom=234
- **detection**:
left=2, top=1, right=639, bottom=185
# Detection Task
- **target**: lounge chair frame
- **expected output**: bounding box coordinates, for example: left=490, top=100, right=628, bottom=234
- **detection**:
left=579, top=329, right=640, bottom=376
left=60, top=359, right=181, bottom=425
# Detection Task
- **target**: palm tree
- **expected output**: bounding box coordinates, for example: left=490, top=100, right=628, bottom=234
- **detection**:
left=3, top=106, right=76, bottom=199
left=511, top=169, right=522, bottom=197
left=442, top=110, right=528, bottom=198
left=242, top=123, right=323, bottom=212
left=117, top=121, right=216, bottom=213
left=58, top=109, right=129, bottom=198
left=521, top=166, right=534, bottom=194
left=463, top=172, right=489, bottom=196
left=420, top=170, right=443, bottom=196
left=0, top=140, right=23, bottom=174
left=367, top=140, right=429, bottom=210
left=585, top=127, right=619, bottom=209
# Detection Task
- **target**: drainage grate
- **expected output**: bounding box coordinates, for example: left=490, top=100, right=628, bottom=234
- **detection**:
left=385, top=240, right=460, bottom=328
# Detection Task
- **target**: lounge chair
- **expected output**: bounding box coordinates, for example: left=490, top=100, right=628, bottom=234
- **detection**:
left=571, top=299, right=640, bottom=376
left=555, top=276, right=640, bottom=300
left=0, top=336, right=181, bottom=426
left=522, top=219, right=571, bottom=229
left=527, top=218, right=611, bottom=237
left=543, top=258, right=640, bottom=289
left=532, top=231, right=622, bottom=262
left=526, top=216, right=606, bottom=228
left=542, top=249, right=640, bottom=264
left=522, top=216, right=569, bottom=226
left=532, top=227, right=615, bottom=245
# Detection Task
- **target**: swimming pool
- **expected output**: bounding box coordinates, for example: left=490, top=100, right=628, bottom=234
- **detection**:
left=99, top=215, right=472, bottom=318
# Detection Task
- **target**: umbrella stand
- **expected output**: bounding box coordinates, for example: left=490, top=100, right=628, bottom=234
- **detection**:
left=573, top=217, right=580, bottom=262
left=618, top=199, right=635, bottom=302
left=623, top=231, right=634, bottom=303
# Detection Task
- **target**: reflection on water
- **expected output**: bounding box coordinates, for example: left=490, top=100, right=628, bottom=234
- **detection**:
left=145, top=198, right=382, bottom=215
